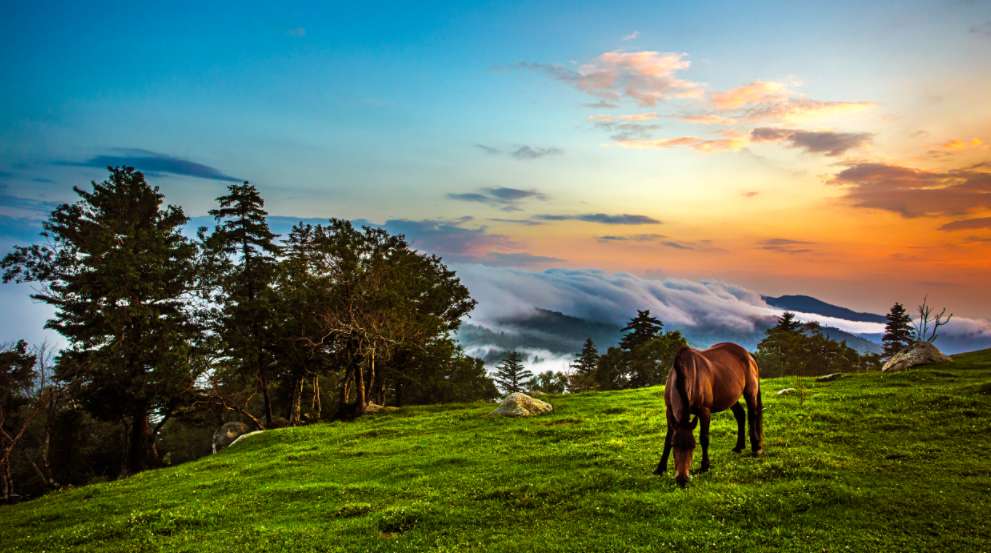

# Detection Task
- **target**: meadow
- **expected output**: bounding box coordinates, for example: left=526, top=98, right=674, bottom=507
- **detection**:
left=2, top=350, right=990, bottom=552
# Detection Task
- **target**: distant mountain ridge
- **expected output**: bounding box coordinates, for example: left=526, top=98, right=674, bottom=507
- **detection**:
left=763, top=294, right=887, bottom=324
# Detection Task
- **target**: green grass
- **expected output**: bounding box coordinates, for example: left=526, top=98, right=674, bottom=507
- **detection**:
left=4, top=350, right=991, bottom=552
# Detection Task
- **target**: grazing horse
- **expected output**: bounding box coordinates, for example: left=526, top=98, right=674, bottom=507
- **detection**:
left=654, top=343, right=764, bottom=487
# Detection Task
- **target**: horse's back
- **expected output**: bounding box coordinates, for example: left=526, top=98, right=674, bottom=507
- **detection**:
left=694, top=342, right=757, bottom=412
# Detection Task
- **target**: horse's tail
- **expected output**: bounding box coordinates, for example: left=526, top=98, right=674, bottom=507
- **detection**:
left=749, top=352, right=765, bottom=447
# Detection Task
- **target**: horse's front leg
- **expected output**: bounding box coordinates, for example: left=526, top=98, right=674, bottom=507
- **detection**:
left=654, top=423, right=673, bottom=475
left=699, top=409, right=712, bottom=473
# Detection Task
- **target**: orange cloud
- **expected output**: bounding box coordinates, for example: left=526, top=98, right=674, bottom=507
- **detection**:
left=711, top=80, right=789, bottom=110
left=614, top=133, right=747, bottom=152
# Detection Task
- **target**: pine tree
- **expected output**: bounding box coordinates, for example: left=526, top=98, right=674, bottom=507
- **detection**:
left=202, top=182, right=280, bottom=426
left=882, top=302, right=915, bottom=358
left=493, top=351, right=533, bottom=395
left=1, top=167, right=201, bottom=474
left=774, top=311, right=802, bottom=333
left=620, top=310, right=663, bottom=351
left=568, top=338, right=599, bottom=391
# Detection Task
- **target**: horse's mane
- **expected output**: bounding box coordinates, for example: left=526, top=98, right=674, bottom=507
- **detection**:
left=673, top=346, right=696, bottom=428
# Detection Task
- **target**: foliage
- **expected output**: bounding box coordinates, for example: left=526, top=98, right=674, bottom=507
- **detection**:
left=530, top=371, right=568, bottom=394
left=593, top=310, right=687, bottom=390
left=1, top=167, right=202, bottom=474
left=756, top=312, right=881, bottom=379
left=2, top=350, right=990, bottom=551
left=568, top=338, right=599, bottom=392
left=493, top=351, right=533, bottom=394
left=882, top=302, right=914, bottom=358
left=200, top=182, right=281, bottom=426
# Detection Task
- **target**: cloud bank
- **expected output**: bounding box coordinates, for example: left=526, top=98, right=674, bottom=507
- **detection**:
left=57, top=148, right=242, bottom=182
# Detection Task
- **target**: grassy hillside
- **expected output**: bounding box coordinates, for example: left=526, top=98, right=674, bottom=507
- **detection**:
left=3, top=351, right=991, bottom=552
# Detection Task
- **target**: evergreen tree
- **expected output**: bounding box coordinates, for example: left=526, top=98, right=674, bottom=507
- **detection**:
left=1, top=167, right=201, bottom=474
left=493, top=351, right=533, bottom=394
left=774, top=311, right=802, bottom=333
left=882, top=302, right=915, bottom=358
left=201, top=182, right=280, bottom=426
left=620, top=310, right=663, bottom=351
left=568, top=338, right=599, bottom=391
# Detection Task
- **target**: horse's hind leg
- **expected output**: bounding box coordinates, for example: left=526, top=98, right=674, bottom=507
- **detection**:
left=654, top=423, right=673, bottom=475
left=731, top=402, right=746, bottom=453
left=745, top=390, right=764, bottom=456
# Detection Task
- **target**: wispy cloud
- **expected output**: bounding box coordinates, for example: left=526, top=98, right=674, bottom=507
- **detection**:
left=475, top=144, right=563, bottom=160
left=750, top=127, right=872, bottom=156
left=476, top=252, right=563, bottom=267
left=939, top=217, right=991, bottom=231
left=613, top=132, right=747, bottom=152
left=971, top=20, right=991, bottom=37
left=830, top=161, right=991, bottom=217
left=588, top=112, right=661, bottom=140
left=447, top=187, right=548, bottom=211
left=622, top=31, right=640, bottom=41
left=758, top=238, right=816, bottom=254
left=598, top=233, right=666, bottom=242
left=287, top=27, right=306, bottom=37
left=535, top=213, right=660, bottom=225
left=519, top=50, right=703, bottom=107
left=56, top=148, right=242, bottom=182
left=708, top=80, right=872, bottom=123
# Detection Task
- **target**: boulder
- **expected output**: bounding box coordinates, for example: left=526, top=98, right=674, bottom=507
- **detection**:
left=816, top=373, right=844, bottom=382
left=882, top=341, right=951, bottom=373
left=212, top=421, right=249, bottom=454
left=491, top=392, right=553, bottom=417
left=777, top=388, right=798, bottom=396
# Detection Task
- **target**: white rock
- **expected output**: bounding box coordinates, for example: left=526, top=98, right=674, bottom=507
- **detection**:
left=881, top=342, right=951, bottom=372
left=491, top=392, right=553, bottom=417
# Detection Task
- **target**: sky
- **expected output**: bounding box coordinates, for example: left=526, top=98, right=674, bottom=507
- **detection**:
left=2, top=0, right=991, bottom=348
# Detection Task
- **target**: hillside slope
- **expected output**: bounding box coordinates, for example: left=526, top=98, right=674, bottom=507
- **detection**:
left=3, top=351, right=991, bottom=552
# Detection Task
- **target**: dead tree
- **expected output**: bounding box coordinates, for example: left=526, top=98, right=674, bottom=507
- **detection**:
left=915, top=295, right=953, bottom=344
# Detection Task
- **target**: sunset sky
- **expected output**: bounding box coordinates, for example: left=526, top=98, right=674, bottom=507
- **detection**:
left=2, top=0, right=991, bottom=346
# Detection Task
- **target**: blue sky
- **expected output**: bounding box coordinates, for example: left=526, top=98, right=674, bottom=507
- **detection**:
left=2, top=0, right=991, bottom=347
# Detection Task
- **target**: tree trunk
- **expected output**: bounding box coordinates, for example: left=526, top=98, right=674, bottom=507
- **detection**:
left=126, top=410, right=150, bottom=475
left=289, top=375, right=304, bottom=425
left=258, top=368, right=274, bottom=427
left=1, top=456, right=11, bottom=503
left=311, top=376, right=322, bottom=419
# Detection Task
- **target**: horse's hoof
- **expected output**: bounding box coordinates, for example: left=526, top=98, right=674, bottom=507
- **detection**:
left=751, top=449, right=764, bottom=457
left=652, top=467, right=664, bottom=476
left=676, top=476, right=689, bottom=488
left=732, top=447, right=744, bottom=454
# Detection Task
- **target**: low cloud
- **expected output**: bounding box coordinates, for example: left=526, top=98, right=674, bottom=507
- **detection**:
left=758, top=238, right=815, bottom=254
left=751, top=127, right=872, bottom=156
left=447, top=187, right=548, bottom=211
left=535, top=213, right=660, bottom=225
left=708, top=80, right=872, bottom=123
left=56, top=148, right=242, bottom=182
left=830, top=161, right=991, bottom=217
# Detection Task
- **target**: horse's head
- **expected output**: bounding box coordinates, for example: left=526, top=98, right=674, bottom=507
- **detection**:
left=673, top=415, right=698, bottom=487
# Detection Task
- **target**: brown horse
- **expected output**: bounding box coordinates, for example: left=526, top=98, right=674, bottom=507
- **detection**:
left=654, top=343, right=764, bottom=486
